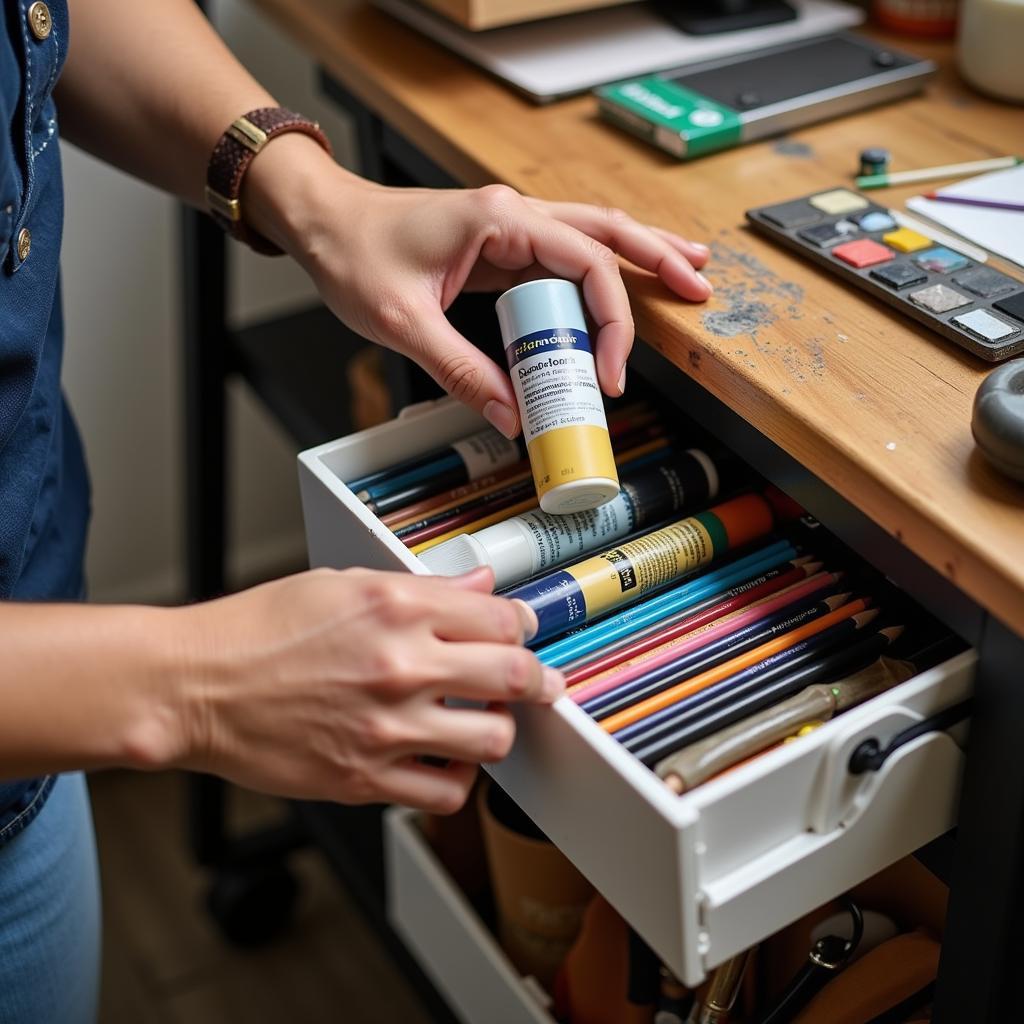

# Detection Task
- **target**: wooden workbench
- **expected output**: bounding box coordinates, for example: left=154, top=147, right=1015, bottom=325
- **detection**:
left=235, top=3, right=1024, bottom=1020
left=251, top=0, right=1024, bottom=637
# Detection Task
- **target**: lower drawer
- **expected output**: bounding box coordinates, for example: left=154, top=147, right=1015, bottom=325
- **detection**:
left=300, top=396, right=974, bottom=987
left=385, top=806, right=556, bottom=1024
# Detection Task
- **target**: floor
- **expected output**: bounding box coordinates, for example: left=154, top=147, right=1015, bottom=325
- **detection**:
left=90, top=770, right=434, bottom=1024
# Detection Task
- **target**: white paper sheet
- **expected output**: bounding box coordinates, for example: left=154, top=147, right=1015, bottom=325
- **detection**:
left=373, top=0, right=863, bottom=101
left=905, top=164, right=1024, bottom=270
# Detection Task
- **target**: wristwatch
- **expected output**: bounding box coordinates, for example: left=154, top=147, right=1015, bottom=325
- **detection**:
left=205, top=106, right=332, bottom=255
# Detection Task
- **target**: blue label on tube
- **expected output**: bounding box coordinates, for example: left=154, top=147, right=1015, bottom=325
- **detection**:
left=508, top=570, right=588, bottom=640
left=505, top=327, right=592, bottom=370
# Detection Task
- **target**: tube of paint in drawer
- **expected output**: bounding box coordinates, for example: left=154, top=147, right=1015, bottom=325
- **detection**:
left=418, top=449, right=720, bottom=588
left=496, top=279, right=619, bottom=515
left=505, top=492, right=778, bottom=644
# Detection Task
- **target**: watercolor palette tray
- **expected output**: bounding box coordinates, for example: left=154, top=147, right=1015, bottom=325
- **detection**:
left=746, top=188, right=1024, bottom=362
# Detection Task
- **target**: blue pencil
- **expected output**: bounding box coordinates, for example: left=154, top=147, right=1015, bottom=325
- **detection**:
left=536, top=539, right=796, bottom=667
left=356, top=451, right=464, bottom=501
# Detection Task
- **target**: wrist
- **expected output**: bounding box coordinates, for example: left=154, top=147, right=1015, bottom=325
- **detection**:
left=109, top=606, right=196, bottom=773
left=240, top=133, right=370, bottom=262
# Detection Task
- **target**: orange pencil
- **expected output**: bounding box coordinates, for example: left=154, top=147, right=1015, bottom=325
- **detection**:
left=601, top=598, right=869, bottom=733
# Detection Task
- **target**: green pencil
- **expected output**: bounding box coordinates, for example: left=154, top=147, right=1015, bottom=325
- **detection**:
left=856, top=155, right=1021, bottom=190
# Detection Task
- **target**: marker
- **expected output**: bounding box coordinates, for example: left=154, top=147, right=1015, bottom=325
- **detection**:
left=921, top=192, right=1024, bottom=214
left=658, top=635, right=910, bottom=793
left=583, top=586, right=848, bottom=720
left=625, top=611, right=882, bottom=766
left=567, top=569, right=830, bottom=701
left=603, top=601, right=871, bottom=736
left=561, top=559, right=819, bottom=680
left=537, top=539, right=798, bottom=667
left=855, top=155, right=1021, bottom=190
left=417, top=449, right=720, bottom=588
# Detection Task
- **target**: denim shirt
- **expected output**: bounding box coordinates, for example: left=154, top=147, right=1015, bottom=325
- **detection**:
left=0, top=0, right=91, bottom=845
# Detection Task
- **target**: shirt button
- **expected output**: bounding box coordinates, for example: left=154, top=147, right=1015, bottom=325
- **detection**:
left=28, top=2, right=52, bottom=41
left=17, top=228, right=31, bottom=262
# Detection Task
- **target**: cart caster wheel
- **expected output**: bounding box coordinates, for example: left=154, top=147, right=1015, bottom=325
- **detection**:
left=205, top=861, right=300, bottom=947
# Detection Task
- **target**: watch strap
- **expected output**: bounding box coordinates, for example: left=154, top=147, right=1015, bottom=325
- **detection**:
left=205, top=107, right=332, bottom=255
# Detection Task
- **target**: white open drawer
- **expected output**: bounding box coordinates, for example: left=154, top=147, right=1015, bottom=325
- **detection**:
left=299, top=396, right=975, bottom=988
left=385, top=806, right=556, bottom=1024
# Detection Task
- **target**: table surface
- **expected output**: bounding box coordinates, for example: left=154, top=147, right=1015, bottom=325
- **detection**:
left=252, top=0, right=1024, bottom=635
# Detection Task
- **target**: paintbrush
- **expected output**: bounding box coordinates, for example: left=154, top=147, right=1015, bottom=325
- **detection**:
left=658, top=631, right=908, bottom=794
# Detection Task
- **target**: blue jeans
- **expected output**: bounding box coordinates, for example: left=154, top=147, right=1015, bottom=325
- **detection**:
left=0, top=773, right=100, bottom=1024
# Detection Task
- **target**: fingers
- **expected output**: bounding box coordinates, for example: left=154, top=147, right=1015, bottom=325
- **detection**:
left=510, top=215, right=635, bottom=396
left=404, top=703, right=520, bottom=764
left=529, top=199, right=713, bottom=296
left=379, top=295, right=521, bottom=438
left=376, top=758, right=479, bottom=814
left=432, top=643, right=564, bottom=704
left=439, top=570, right=541, bottom=643
left=650, top=226, right=711, bottom=270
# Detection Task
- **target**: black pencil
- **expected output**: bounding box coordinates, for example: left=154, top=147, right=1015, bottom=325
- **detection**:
left=631, top=619, right=896, bottom=767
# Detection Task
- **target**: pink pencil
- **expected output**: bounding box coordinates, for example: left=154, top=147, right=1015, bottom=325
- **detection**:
left=569, top=572, right=838, bottom=706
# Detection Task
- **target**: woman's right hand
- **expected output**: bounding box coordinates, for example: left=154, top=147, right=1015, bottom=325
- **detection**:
left=165, top=567, right=561, bottom=814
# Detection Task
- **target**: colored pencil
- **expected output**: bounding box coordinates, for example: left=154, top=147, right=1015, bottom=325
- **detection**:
left=922, top=192, right=1024, bottom=214
left=560, top=558, right=818, bottom=679
left=568, top=566, right=829, bottom=699
left=632, top=617, right=892, bottom=767
left=381, top=464, right=532, bottom=526
left=584, top=588, right=849, bottom=720
left=856, top=155, right=1021, bottom=190
left=410, top=497, right=538, bottom=554
left=370, top=434, right=671, bottom=518
left=657, top=635, right=910, bottom=793
left=602, top=599, right=871, bottom=735
left=393, top=478, right=535, bottom=538
left=398, top=486, right=534, bottom=545
left=397, top=440, right=676, bottom=540
left=536, top=539, right=797, bottom=666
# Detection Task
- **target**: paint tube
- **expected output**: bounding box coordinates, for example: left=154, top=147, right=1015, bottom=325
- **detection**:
left=504, top=493, right=778, bottom=644
left=418, top=449, right=720, bottom=588
left=496, top=279, right=619, bottom=514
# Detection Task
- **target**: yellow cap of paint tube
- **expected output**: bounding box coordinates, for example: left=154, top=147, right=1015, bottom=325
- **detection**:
left=496, top=279, right=619, bottom=515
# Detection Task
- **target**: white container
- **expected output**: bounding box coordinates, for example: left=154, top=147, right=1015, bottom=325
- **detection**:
left=496, top=279, right=619, bottom=515
left=299, top=396, right=975, bottom=987
left=958, top=0, right=1024, bottom=103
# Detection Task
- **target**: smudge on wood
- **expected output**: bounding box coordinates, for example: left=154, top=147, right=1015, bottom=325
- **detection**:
left=773, top=139, right=815, bottom=158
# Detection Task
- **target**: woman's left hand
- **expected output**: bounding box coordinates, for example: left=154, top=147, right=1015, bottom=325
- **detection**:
left=244, top=137, right=712, bottom=439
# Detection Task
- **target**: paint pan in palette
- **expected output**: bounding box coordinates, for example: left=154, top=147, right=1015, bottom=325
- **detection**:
left=747, top=187, right=1024, bottom=361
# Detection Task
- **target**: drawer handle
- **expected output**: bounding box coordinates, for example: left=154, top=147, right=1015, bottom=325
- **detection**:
left=847, top=699, right=973, bottom=775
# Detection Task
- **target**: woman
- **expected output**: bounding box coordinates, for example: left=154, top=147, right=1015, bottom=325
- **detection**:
left=0, top=1, right=712, bottom=1020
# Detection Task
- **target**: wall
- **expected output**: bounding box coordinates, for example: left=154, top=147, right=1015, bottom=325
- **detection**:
left=60, top=1, right=356, bottom=603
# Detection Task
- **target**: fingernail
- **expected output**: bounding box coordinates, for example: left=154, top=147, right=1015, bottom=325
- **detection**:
left=543, top=667, right=566, bottom=701
left=693, top=242, right=710, bottom=257
left=513, top=599, right=538, bottom=642
left=696, top=271, right=713, bottom=294
left=483, top=400, right=518, bottom=440
left=617, top=366, right=627, bottom=395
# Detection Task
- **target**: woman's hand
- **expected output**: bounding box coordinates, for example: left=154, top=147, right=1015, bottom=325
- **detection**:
left=170, top=567, right=560, bottom=814
left=244, top=137, right=711, bottom=438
